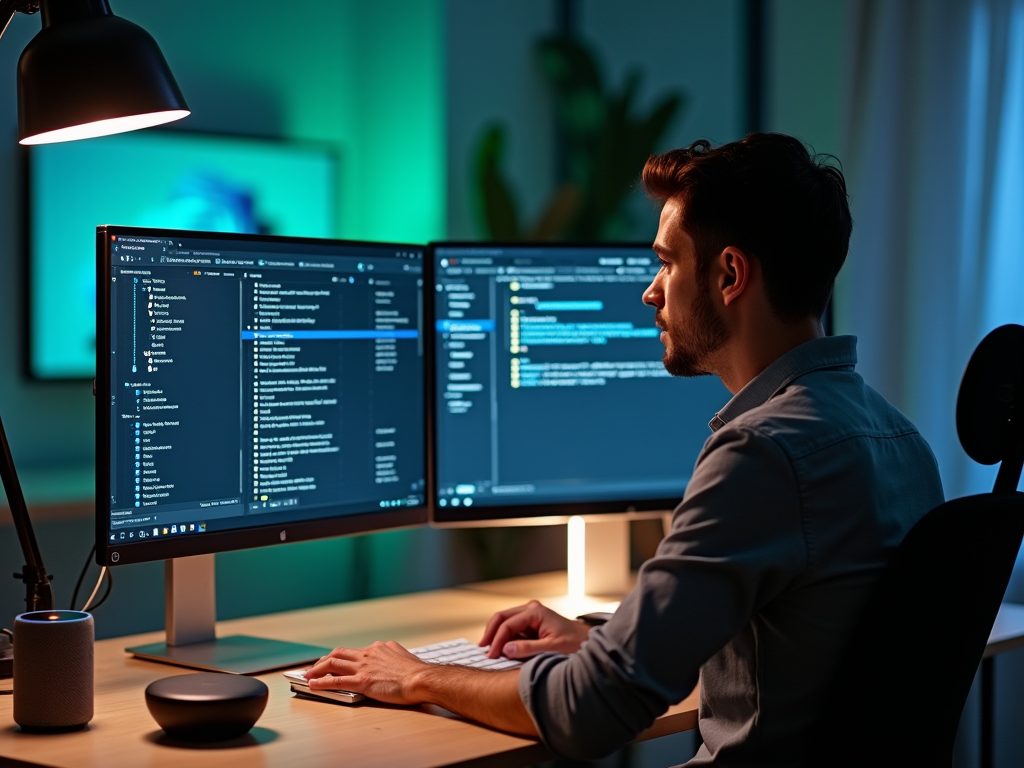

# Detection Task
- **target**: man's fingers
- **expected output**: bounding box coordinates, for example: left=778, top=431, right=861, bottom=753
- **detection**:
left=324, top=646, right=359, bottom=660
left=305, top=640, right=421, bottom=680
left=487, top=609, right=542, bottom=658
left=480, top=602, right=534, bottom=645
left=499, top=637, right=552, bottom=660
left=305, top=650, right=357, bottom=680
left=305, top=657, right=351, bottom=680
left=307, top=672, right=359, bottom=691
left=480, top=602, right=534, bottom=646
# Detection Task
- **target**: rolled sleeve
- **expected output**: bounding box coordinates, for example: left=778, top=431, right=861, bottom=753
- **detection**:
left=519, top=425, right=807, bottom=760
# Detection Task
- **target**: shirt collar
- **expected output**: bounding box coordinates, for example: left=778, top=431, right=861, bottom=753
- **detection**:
left=708, top=335, right=858, bottom=432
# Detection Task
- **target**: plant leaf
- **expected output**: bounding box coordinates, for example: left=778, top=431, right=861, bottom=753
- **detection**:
left=529, top=183, right=582, bottom=241
left=473, top=124, right=521, bottom=240
left=535, top=36, right=603, bottom=98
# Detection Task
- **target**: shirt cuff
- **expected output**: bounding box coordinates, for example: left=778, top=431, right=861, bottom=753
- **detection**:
left=517, top=652, right=565, bottom=750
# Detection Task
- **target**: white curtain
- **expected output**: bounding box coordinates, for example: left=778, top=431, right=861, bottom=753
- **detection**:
left=838, top=0, right=1024, bottom=500
left=840, top=3, right=1024, bottom=762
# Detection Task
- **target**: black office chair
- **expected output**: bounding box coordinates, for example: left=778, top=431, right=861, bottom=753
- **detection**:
left=809, top=324, right=1024, bottom=768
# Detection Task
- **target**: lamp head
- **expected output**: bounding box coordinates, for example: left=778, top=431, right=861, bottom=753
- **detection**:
left=17, top=0, right=189, bottom=145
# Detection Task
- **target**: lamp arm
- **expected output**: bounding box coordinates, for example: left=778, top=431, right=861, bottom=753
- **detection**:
left=0, top=410, right=52, bottom=613
left=0, top=0, right=49, bottom=615
left=0, top=0, right=38, bottom=44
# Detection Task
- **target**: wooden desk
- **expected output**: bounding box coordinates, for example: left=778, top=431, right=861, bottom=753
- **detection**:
left=0, top=573, right=698, bottom=768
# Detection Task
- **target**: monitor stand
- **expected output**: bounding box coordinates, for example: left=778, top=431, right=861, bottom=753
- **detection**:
left=548, top=513, right=672, bottom=618
left=126, top=554, right=332, bottom=675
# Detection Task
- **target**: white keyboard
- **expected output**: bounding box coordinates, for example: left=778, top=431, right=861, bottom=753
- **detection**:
left=407, top=638, right=522, bottom=670
left=284, top=638, right=521, bottom=687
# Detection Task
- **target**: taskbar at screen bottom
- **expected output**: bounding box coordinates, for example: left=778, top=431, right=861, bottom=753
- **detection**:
left=431, top=494, right=685, bottom=524
left=99, top=503, right=427, bottom=567
left=434, top=478, right=687, bottom=513
left=108, top=493, right=424, bottom=540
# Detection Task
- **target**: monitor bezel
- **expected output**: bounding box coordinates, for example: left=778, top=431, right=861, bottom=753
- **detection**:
left=426, top=241, right=683, bottom=527
left=25, top=128, right=339, bottom=382
left=96, top=225, right=429, bottom=567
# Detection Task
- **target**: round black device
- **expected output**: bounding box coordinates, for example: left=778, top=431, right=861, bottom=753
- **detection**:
left=144, top=672, right=268, bottom=741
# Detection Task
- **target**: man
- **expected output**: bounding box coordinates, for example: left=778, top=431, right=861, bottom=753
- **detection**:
left=304, top=133, right=944, bottom=765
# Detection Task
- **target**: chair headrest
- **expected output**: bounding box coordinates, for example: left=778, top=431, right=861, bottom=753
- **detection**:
left=957, top=324, right=1024, bottom=466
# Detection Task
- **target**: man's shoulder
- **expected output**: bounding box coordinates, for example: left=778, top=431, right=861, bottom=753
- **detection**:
left=717, top=367, right=923, bottom=460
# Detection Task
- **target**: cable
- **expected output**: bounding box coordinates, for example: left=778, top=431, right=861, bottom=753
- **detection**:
left=88, top=568, right=114, bottom=612
left=70, top=544, right=114, bottom=613
left=80, top=567, right=108, bottom=612
left=1, top=627, right=14, bottom=693
left=69, top=544, right=96, bottom=611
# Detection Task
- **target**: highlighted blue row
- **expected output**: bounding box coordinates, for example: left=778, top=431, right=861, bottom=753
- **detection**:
left=242, top=330, right=419, bottom=340
left=535, top=301, right=604, bottom=311
left=436, top=320, right=496, bottom=333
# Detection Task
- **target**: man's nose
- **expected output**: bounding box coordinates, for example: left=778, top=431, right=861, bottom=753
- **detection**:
left=643, top=278, right=663, bottom=308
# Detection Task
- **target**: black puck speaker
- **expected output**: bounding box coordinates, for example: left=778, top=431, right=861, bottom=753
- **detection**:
left=144, top=672, right=269, bottom=740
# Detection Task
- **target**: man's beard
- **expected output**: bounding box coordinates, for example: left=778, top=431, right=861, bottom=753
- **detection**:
left=660, top=280, right=729, bottom=378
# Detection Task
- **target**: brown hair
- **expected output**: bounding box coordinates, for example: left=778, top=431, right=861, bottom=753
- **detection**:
left=643, top=133, right=851, bottom=322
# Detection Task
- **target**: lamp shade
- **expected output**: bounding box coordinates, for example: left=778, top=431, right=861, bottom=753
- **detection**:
left=17, top=0, right=189, bottom=145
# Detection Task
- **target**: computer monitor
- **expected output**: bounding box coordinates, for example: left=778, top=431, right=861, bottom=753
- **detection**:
left=428, top=243, right=730, bottom=595
left=97, top=226, right=426, bottom=673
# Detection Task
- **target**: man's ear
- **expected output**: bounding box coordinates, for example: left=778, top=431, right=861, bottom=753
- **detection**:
left=719, top=247, right=750, bottom=307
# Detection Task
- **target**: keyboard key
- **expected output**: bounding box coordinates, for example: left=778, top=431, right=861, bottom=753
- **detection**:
left=409, top=638, right=522, bottom=670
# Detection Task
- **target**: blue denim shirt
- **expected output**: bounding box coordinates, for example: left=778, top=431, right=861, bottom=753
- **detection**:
left=519, top=336, right=944, bottom=766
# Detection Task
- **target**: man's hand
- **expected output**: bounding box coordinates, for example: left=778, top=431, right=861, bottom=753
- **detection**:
left=304, top=640, right=429, bottom=705
left=481, top=600, right=592, bottom=659
left=304, top=640, right=538, bottom=737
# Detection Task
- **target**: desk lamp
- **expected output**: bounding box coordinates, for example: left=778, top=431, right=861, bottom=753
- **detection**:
left=2, top=0, right=189, bottom=144
left=0, top=0, right=188, bottom=620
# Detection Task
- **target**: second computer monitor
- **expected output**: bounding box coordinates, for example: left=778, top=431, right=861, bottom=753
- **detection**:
left=430, top=243, right=730, bottom=524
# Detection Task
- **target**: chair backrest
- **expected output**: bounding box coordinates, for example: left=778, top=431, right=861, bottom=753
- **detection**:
left=811, top=493, right=1024, bottom=766
left=810, top=324, right=1024, bottom=767
left=957, top=324, right=1024, bottom=493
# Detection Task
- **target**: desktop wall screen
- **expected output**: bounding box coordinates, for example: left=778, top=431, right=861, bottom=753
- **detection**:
left=97, top=227, right=425, bottom=567
left=430, top=243, right=731, bottom=524
left=29, top=131, right=336, bottom=380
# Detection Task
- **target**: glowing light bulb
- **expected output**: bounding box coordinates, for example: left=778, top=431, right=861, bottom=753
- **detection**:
left=19, top=110, right=191, bottom=146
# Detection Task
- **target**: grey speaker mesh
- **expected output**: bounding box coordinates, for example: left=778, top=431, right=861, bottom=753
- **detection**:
left=14, top=613, right=94, bottom=728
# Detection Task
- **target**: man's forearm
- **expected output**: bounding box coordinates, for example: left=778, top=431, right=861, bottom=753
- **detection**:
left=411, top=666, right=539, bottom=738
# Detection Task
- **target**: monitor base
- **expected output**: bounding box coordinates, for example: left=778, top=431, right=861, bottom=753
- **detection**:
left=127, top=635, right=331, bottom=676
left=568, top=516, right=638, bottom=597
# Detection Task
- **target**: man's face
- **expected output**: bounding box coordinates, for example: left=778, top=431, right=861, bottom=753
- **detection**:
left=643, top=198, right=729, bottom=377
